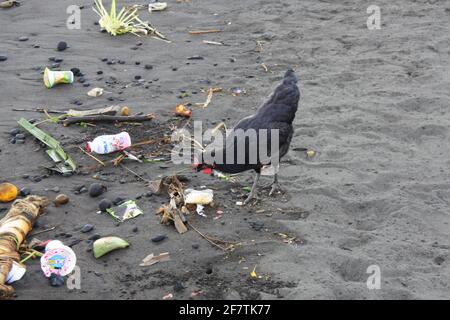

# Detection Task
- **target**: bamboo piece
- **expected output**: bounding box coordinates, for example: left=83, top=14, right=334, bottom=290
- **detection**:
left=63, top=114, right=155, bottom=126
left=0, top=196, right=48, bottom=299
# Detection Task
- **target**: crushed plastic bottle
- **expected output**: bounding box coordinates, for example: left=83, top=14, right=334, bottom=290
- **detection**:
left=86, top=132, right=131, bottom=154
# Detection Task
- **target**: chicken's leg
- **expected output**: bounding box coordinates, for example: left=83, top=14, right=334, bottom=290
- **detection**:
left=269, top=173, right=284, bottom=196
left=243, top=172, right=260, bottom=205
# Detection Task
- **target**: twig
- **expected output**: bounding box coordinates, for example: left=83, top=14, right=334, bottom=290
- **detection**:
left=189, top=29, right=222, bottom=35
left=78, top=146, right=106, bottom=166
left=12, top=107, right=66, bottom=114
left=187, top=221, right=236, bottom=251
left=63, top=114, right=155, bottom=126
left=261, top=63, right=268, bottom=72
left=29, top=226, right=56, bottom=237
left=203, top=40, right=224, bottom=46
left=120, top=163, right=149, bottom=182
left=195, top=87, right=214, bottom=108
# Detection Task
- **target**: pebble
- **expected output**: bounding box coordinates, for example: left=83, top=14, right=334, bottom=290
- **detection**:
left=54, top=58, right=64, bottom=63
left=173, top=281, right=185, bottom=292
left=192, top=244, right=199, bottom=249
left=113, top=197, right=125, bottom=206
left=51, top=63, right=60, bottom=69
left=187, top=56, right=204, bottom=60
left=132, top=227, right=138, bottom=233
left=15, top=133, right=25, bottom=140
left=71, top=68, right=81, bottom=76
left=20, top=187, right=31, bottom=196
left=88, top=234, right=101, bottom=241
left=15, top=139, right=25, bottom=144
left=81, top=224, right=94, bottom=233
left=18, top=36, right=29, bottom=42
left=10, top=128, right=20, bottom=136
left=99, top=199, right=112, bottom=212
left=144, top=64, right=153, bottom=70
left=54, top=194, right=70, bottom=207
left=57, top=41, right=68, bottom=51
left=88, top=183, right=106, bottom=197
left=134, top=75, right=141, bottom=80
left=97, top=70, right=103, bottom=75
left=151, top=235, right=166, bottom=243
left=0, top=55, right=7, bottom=62
left=49, top=274, right=65, bottom=287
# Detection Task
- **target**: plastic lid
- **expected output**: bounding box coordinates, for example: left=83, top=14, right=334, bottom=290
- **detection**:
left=41, top=244, right=77, bottom=277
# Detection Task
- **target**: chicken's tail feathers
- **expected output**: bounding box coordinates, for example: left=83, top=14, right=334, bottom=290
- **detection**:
left=283, top=69, right=298, bottom=84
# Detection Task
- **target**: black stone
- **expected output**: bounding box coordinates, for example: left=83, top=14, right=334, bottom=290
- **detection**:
left=57, top=41, right=68, bottom=51
left=49, top=274, right=65, bottom=287
left=81, top=224, right=94, bottom=233
left=88, top=183, right=106, bottom=197
left=151, top=235, right=166, bottom=243
left=99, top=199, right=112, bottom=212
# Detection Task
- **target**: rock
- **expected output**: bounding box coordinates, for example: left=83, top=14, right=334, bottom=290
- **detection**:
left=134, top=75, right=141, bottom=80
left=18, top=36, right=29, bottom=42
left=99, top=199, right=112, bottom=212
left=51, top=63, right=60, bottom=69
left=144, top=64, right=153, bottom=70
left=49, top=274, right=65, bottom=287
left=132, top=227, right=138, bottom=233
left=15, top=133, right=25, bottom=140
left=15, top=139, right=25, bottom=144
left=192, top=244, right=199, bottom=249
left=97, top=70, right=103, bottom=75
left=135, top=61, right=140, bottom=65
left=187, top=56, right=204, bottom=60
left=173, top=281, right=185, bottom=292
left=54, top=194, right=70, bottom=207
left=88, top=183, right=106, bottom=197
left=81, top=224, right=94, bottom=233
left=0, top=55, right=7, bottom=62
left=54, top=58, right=64, bottom=63
left=57, top=41, right=68, bottom=51
left=88, top=234, right=101, bottom=241
left=19, top=187, right=31, bottom=197
left=71, top=68, right=81, bottom=76
left=151, top=234, right=166, bottom=243
left=9, top=128, right=20, bottom=136
left=113, top=197, right=125, bottom=206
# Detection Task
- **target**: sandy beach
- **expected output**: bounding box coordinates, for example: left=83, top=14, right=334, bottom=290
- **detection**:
left=0, top=0, right=449, bottom=299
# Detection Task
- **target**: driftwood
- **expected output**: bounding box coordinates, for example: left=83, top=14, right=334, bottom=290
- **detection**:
left=0, top=196, right=48, bottom=299
left=63, top=114, right=156, bottom=126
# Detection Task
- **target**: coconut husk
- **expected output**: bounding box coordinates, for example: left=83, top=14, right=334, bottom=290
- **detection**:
left=0, top=196, right=48, bottom=299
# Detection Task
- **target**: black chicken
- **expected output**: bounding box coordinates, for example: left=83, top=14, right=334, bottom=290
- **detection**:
left=195, top=69, right=300, bottom=205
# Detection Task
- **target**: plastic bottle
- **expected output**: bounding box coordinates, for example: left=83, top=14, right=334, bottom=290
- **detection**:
left=86, top=132, right=131, bottom=154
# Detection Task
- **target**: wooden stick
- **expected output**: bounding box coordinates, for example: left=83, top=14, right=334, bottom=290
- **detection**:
left=119, top=163, right=149, bottom=183
left=12, top=108, right=66, bottom=114
left=78, top=146, right=106, bottom=166
left=29, top=226, right=56, bottom=237
left=63, top=114, right=155, bottom=126
left=189, top=29, right=222, bottom=35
